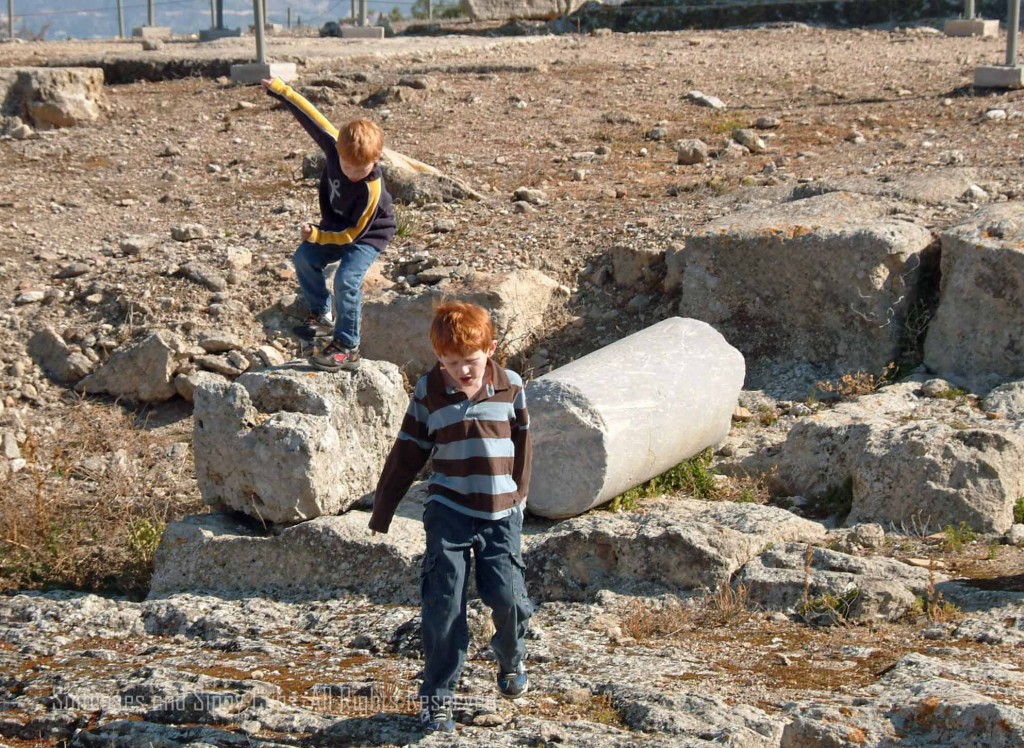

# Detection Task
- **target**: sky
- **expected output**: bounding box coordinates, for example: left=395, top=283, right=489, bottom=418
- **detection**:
left=5, top=0, right=419, bottom=40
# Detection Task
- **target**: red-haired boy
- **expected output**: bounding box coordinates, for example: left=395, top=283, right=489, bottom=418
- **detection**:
left=261, top=78, right=396, bottom=372
left=370, top=301, right=533, bottom=733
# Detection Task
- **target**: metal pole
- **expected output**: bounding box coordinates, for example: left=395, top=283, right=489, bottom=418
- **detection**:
left=351, top=0, right=355, bottom=22
left=117, top=0, right=125, bottom=38
left=253, top=0, right=266, bottom=64
left=428, top=0, right=433, bottom=19
left=216, top=0, right=224, bottom=29
left=287, top=7, right=291, bottom=29
left=966, top=0, right=975, bottom=20
left=209, top=0, right=215, bottom=26
left=147, top=0, right=154, bottom=26
left=7, top=0, right=13, bottom=39
left=262, top=0, right=268, bottom=29
left=1008, top=0, right=1021, bottom=66
left=359, top=0, right=366, bottom=26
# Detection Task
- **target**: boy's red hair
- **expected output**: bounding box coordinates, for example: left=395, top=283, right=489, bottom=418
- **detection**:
left=337, top=118, right=384, bottom=165
left=431, top=301, right=495, bottom=356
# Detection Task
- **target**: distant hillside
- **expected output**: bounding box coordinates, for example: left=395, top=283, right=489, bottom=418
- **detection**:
left=6, top=0, right=412, bottom=40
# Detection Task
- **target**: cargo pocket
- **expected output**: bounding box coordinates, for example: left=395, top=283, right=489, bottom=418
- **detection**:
left=420, top=553, right=438, bottom=607
left=510, top=553, right=534, bottom=617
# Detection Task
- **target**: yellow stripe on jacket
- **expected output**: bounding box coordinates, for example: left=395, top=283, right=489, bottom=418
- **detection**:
left=308, top=177, right=382, bottom=246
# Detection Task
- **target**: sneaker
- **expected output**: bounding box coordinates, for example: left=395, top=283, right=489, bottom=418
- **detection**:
left=293, top=310, right=333, bottom=340
left=419, top=702, right=455, bottom=733
left=497, top=662, right=528, bottom=699
left=310, top=339, right=360, bottom=372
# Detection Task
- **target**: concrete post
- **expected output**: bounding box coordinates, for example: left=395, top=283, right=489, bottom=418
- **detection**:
left=351, top=0, right=356, bottom=22
left=1008, top=0, right=1021, bottom=66
left=525, top=318, right=745, bottom=519
left=966, top=0, right=975, bottom=19
left=287, top=7, right=291, bottom=29
left=359, top=0, right=367, bottom=26
left=253, top=0, right=266, bottom=64
left=7, top=0, right=12, bottom=39
left=429, top=0, right=433, bottom=20
left=117, top=0, right=125, bottom=38
left=216, top=0, right=224, bottom=29
left=147, top=0, right=154, bottom=26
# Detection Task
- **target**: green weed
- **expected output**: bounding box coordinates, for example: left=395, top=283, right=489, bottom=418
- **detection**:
left=941, top=521, right=976, bottom=553
left=608, top=449, right=718, bottom=511
left=1013, top=496, right=1024, bottom=525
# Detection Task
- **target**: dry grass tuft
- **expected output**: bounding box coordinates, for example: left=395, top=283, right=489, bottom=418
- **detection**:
left=0, top=397, right=201, bottom=598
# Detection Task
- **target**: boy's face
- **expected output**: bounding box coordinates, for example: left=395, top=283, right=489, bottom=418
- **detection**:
left=339, top=154, right=374, bottom=182
left=436, top=341, right=497, bottom=395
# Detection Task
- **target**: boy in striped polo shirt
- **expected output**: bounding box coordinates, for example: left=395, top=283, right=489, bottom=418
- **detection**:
left=370, top=301, right=534, bottom=733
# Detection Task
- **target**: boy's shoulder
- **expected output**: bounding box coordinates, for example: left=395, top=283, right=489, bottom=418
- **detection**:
left=502, top=367, right=525, bottom=388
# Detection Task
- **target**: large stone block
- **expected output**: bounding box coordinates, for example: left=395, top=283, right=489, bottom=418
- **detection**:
left=0, top=67, right=106, bottom=129
left=676, top=192, right=936, bottom=389
left=526, top=317, right=744, bottom=519
left=526, top=499, right=825, bottom=601
left=772, top=382, right=1024, bottom=533
left=192, top=362, right=407, bottom=524
left=360, top=269, right=560, bottom=379
left=923, top=203, right=1024, bottom=393
left=149, top=511, right=423, bottom=602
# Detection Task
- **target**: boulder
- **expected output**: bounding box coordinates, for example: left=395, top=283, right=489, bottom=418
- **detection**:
left=790, top=167, right=980, bottom=206
left=771, top=381, right=1024, bottom=533
left=380, top=147, right=484, bottom=204
left=984, top=380, right=1024, bottom=420
left=75, top=331, right=185, bottom=403
left=608, top=244, right=664, bottom=288
left=526, top=499, right=826, bottom=601
left=27, top=328, right=93, bottom=383
left=526, top=317, right=744, bottom=518
left=360, top=269, right=560, bottom=379
left=923, top=203, right=1024, bottom=393
left=736, top=543, right=939, bottom=622
left=149, top=511, right=423, bottom=602
left=192, top=362, right=407, bottom=524
left=674, top=191, right=936, bottom=391
left=0, top=67, right=106, bottom=129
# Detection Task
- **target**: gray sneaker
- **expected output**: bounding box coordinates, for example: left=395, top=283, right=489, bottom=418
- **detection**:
left=310, top=340, right=360, bottom=372
left=293, top=310, right=333, bottom=339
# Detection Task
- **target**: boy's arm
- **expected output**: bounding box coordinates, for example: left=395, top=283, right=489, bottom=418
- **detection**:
left=511, top=386, right=532, bottom=502
left=369, top=396, right=433, bottom=533
left=263, top=77, right=338, bottom=154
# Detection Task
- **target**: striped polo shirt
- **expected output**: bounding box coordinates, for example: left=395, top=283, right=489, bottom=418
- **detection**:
left=369, top=361, right=532, bottom=533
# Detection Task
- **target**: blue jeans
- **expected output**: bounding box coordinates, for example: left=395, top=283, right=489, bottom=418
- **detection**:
left=292, top=240, right=378, bottom=349
left=418, top=501, right=533, bottom=704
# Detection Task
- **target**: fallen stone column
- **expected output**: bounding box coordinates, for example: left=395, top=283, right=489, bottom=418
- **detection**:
left=525, top=317, right=744, bottom=519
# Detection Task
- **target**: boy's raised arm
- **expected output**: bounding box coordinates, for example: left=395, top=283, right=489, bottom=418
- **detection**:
left=262, top=77, right=338, bottom=154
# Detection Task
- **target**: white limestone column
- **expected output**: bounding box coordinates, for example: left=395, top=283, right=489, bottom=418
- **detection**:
left=525, top=317, right=744, bottom=519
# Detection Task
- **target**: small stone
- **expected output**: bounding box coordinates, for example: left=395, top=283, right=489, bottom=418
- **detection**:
left=15, top=291, right=46, bottom=304
left=984, top=109, right=1007, bottom=121
left=754, top=116, right=781, bottom=129
left=171, top=224, right=208, bottom=242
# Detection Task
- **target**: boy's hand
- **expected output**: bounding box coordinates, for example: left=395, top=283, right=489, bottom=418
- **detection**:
left=300, top=224, right=313, bottom=241
left=260, top=78, right=273, bottom=91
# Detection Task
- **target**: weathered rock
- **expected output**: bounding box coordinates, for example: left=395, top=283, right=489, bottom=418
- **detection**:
left=465, top=0, right=587, bottom=21
left=173, top=369, right=227, bottom=403
left=527, top=318, right=744, bottom=518
left=27, top=328, right=93, bottom=384
left=737, top=543, right=939, bottom=622
left=149, top=511, right=423, bottom=602
left=76, top=331, right=185, bottom=403
left=608, top=244, right=664, bottom=288
left=674, top=192, right=936, bottom=391
left=771, top=381, right=1024, bottom=533
left=675, top=138, right=709, bottom=165
left=923, top=203, right=1024, bottom=393
left=360, top=269, right=560, bottom=379
left=192, top=362, right=406, bottom=524
left=984, top=380, right=1024, bottom=419
left=781, top=653, right=1024, bottom=746
left=0, top=67, right=106, bottom=129
left=380, top=147, right=485, bottom=204
left=526, top=499, right=826, bottom=600
left=790, top=167, right=980, bottom=206
left=171, top=224, right=208, bottom=242
left=732, top=128, right=767, bottom=154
